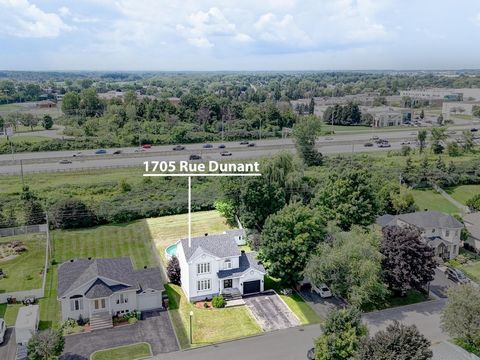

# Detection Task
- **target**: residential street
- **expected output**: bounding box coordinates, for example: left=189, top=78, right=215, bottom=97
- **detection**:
left=157, top=299, right=448, bottom=360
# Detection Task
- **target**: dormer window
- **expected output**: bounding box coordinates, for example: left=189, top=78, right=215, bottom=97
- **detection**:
left=225, top=260, right=232, bottom=270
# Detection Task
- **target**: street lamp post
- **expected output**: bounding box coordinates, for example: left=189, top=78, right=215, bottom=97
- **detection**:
left=189, top=310, right=194, bottom=345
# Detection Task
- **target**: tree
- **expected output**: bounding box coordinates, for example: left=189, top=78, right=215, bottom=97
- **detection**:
left=214, top=200, right=236, bottom=226
left=314, top=307, right=367, bottom=360
left=356, top=321, right=432, bottom=360
left=167, top=255, right=181, bottom=285
left=61, top=92, right=80, bottom=115
left=41, top=115, right=53, bottom=130
left=80, top=87, right=103, bottom=117
left=446, top=141, right=461, bottom=157
left=260, top=203, right=325, bottom=285
left=27, top=329, right=65, bottom=360
left=0, top=115, right=4, bottom=130
left=313, top=169, right=379, bottom=230
left=305, top=225, right=388, bottom=309
left=381, top=225, right=436, bottom=295
left=379, top=183, right=417, bottom=215
left=462, top=130, right=474, bottom=152
left=293, top=115, right=322, bottom=166
left=52, top=198, right=97, bottom=229
left=466, top=194, right=480, bottom=211
left=308, top=97, right=315, bottom=115
left=417, top=129, right=427, bottom=153
left=24, top=199, right=45, bottom=225
left=441, top=284, right=480, bottom=348
left=430, top=127, right=447, bottom=154
left=419, top=109, right=425, bottom=119
left=437, top=114, right=444, bottom=126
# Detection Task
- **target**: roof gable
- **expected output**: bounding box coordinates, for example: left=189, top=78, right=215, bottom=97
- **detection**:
left=180, top=233, right=241, bottom=261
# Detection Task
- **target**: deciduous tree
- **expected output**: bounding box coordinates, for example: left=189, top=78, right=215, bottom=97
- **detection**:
left=27, top=329, right=65, bottom=360
left=293, top=115, right=322, bottom=166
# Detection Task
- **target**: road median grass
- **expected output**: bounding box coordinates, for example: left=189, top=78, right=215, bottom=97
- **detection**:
left=91, top=342, right=152, bottom=360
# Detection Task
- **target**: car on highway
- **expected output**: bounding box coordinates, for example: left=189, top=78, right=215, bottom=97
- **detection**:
left=59, top=159, right=72, bottom=164
left=113, top=150, right=122, bottom=155
left=324, top=136, right=333, bottom=140
left=218, top=144, right=226, bottom=148
left=240, top=140, right=249, bottom=145
left=72, top=151, right=82, bottom=157
left=445, top=267, right=469, bottom=284
left=364, top=142, right=374, bottom=147
left=173, top=145, right=185, bottom=151
left=313, top=283, right=332, bottom=298
left=378, top=142, right=391, bottom=148
left=400, top=140, right=411, bottom=145
left=471, top=128, right=478, bottom=132
left=447, top=130, right=457, bottom=135
left=247, top=143, right=256, bottom=147
left=371, top=135, right=379, bottom=140
left=220, top=151, right=232, bottom=156
left=0, top=318, right=6, bottom=344
left=203, top=144, right=213, bottom=148
left=95, top=149, right=107, bottom=154
left=142, top=144, right=152, bottom=149
left=189, top=154, right=202, bottom=160
left=134, top=148, right=146, bottom=152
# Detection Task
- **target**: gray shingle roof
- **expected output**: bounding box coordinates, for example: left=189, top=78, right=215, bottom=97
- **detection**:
left=224, top=229, right=246, bottom=237
left=376, top=211, right=463, bottom=229
left=218, top=252, right=265, bottom=279
left=464, top=212, right=480, bottom=240
left=180, top=234, right=240, bottom=261
left=57, top=257, right=163, bottom=298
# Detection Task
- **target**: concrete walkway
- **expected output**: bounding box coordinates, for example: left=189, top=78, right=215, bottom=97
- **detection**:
left=432, top=183, right=470, bottom=214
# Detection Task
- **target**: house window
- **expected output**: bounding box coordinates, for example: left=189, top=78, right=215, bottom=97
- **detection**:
left=446, top=230, right=450, bottom=237
left=224, top=260, right=232, bottom=270
left=70, top=298, right=83, bottom=311
left=197, top=279, right=211, bottom=292
left=117, top=294, right=128, bottom=304
left=197, top=263, right=210, bottom=275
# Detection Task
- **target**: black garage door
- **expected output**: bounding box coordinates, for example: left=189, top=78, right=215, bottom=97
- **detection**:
left=243, top=280, right=261, bottom=295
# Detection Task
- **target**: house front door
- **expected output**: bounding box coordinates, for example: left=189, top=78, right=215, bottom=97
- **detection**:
left=224, top=279, right=233, bottom=289
left=94, top=298, right=106, bottom=311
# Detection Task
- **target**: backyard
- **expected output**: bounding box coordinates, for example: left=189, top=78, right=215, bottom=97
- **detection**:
left=412, top=189, right=461, bottom=214
left=446, top=185, right=480, bottom=205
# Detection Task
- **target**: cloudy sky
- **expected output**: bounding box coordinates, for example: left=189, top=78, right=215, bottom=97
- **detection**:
left=0, top=0, right=479, bottom=71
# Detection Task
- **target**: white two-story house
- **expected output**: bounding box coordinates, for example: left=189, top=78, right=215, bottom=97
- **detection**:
left=176, top=233, right=265, bottom=302
left=57, top=257, right=164, bottom=330
left=376, top=210, right=463, bottom=260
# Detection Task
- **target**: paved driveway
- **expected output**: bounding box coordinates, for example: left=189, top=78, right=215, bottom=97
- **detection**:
left=244, top=291, right=299, bottom=332
left=0, top=328, right=16, bottom=360
left=299, top=289, right=347, bottom=318
left=61, top=310, right=178, bottom=360
left=430, top=268, right=456, bottom=298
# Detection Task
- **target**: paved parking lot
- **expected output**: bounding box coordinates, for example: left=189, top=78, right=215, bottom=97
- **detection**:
left=299, top=289, right=346, bottom=318
left=60, top=310, right=178, bottom=360
left=0, top=328, right=16, bottom=360
left=244, top=291, right=299, bottom=331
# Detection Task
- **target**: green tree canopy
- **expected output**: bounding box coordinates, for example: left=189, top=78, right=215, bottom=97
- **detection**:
left=293, top=115, right=322, bottom=166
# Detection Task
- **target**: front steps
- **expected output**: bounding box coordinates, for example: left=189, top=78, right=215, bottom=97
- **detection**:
left=90, top=312, right=113, bottom=331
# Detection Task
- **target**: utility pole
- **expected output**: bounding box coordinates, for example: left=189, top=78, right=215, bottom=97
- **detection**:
left=20, top=159, right=25, bottom=188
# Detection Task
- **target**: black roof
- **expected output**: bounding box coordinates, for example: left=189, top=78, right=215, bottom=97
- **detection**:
left=217, top=252, right=265, bottom=279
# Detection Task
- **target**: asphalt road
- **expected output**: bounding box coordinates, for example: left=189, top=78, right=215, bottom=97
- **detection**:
left=156, top=299, right=447, bottom=360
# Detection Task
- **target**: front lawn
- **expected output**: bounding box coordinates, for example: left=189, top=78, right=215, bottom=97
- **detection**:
left=0, top=234, right=46, bottom=292
left=384, top=290, right=429, bottom=308
left=411, top=189, right=460, bottom=214
left=91, top=342, right=152, bottom=360
left=0, top=303, right=22, bottom=326
left=165, top=284, right=261, bottom=349
left=265, top=276, right=322, bottom=325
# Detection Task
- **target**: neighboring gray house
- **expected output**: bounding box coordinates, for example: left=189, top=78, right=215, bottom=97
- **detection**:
left=57, top=257, right=164, bottom=330
left=464, top=212, right=480, bottom=253
left=376, top=211, right=463, bottom=260
left=176, top=233, right=265, bottom=302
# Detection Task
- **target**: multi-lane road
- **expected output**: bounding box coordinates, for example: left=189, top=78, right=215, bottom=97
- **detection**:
left=0, top=125, right=477, bottom=175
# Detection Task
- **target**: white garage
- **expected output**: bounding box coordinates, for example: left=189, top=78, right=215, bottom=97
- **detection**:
left=137, top=290, right=163, bottom=311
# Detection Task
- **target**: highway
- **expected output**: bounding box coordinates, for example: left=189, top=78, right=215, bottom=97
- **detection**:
left=0, top=125, right=477, bottom=175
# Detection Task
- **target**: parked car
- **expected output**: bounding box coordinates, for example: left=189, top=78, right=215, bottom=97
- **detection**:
left=247, top=143, right=256, bottom=147
left=95, top=149, right=107, bottom=154
left=16, top=344, right=28, bottom=360
left=220, top=151, right=232, bottom=156
left=313, top=283, right=332, bottom=298
left=0, top=318, right=6, bottom=344
left=189, top=154, right=202, bottom=160
left=203, top=144, right=213, bottom=148
left=218, top=144, right=226, bottom=148
left=173, top=145, right=185, bottom=151
left=113, top=150, right=122, bottom=155
left=142, top=144, right=152, bottom=149
left=240, top=140, right=249, bottom=145
left=471, top=128, right=478, bottom=132
left=307, top=347, right=315, bottom=360
left=445, top=267, right=469, bottom=284
left=364, top=142, right=373, bottom=147
left=59, top=159, right=72, bottom=164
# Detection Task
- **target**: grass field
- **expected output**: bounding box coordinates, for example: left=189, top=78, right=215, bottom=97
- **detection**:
left=165, top=284, right=261, bottom=348
left=0, top=135, right=50, bottom=145
left=0, top=104, right=22, bottom=111
left=412, top=189, right=460, bottom=214
left=0, top=234, right=46, bottom=292
left=446, top=185, right=480, bottom=205
left=148, top=210, right=234, bottom=264
left=91, top=342, right=152, bottom=360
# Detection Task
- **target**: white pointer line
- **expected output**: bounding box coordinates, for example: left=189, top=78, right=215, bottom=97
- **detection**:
left=143, top=173, right=262, bottom=177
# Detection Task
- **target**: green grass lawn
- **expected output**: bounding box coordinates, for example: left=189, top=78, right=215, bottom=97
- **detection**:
left=0, top=135, right=50, bottom=145
left=148, top=210, right=234, bottom=264
left=165, top=284, right=261, bottom=349
left=0, top=303, right=22, bottom=326
left=0, top=234, right=46, bottom=292
left=264, top=276, right=322, bottom=325
left=412, top=189, right=461, bottom=214
left=384, top=290, right=429, bottom=308
left=91, top=342, right=152, bottom=360
left=446, top=185, right=480, bottom=205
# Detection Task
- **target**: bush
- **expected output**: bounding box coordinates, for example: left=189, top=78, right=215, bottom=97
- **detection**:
left=212, top=295, right=226, bottom=308
left=167, top=256, right=181, bottom=285
left=128, top=317, right=138, bottom=324
left=52, top=198, right=97, bottom=229
left=467, top=194, right=480, bottom=211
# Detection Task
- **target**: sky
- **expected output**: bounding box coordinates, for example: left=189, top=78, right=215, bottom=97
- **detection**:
left=0, top=0, right=480, bottom=71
